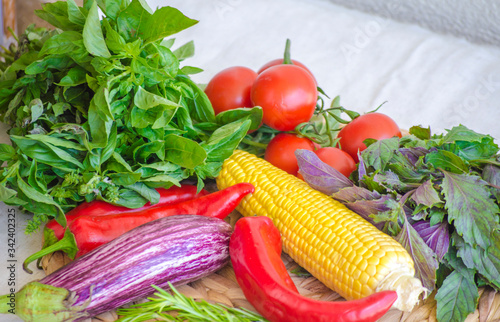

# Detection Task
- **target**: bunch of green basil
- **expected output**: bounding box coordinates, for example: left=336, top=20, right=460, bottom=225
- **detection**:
left=0, top=0, right=262, bottom=232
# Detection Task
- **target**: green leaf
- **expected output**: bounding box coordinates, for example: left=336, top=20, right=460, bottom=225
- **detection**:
left=96, top=0, right=129, bottom=20
left=442, top=125, right=487, bottom=144
left=67, top=0, right=86, bottom=26
left=0, top=184, right=17, bottom=202
left=83, top=1, right=111, bottom=58
left=134, top=86, right=179, bottom=110
left=0, top=144, right=16, bottom=162
left=425, top=150, right=469, bottom=174
left=35, top=1, right=82, bottom=31
left=203, top=119, right=251, bottom=161
left=360, top=137, right=399, bottom=171
left=173, top=40, right=195, bottom=60
left=17, top=175, right=66, bottom=226
left=164, top=134, right=207, bottom=169
left=409, top=125, right=431, bottom=140
left=38, top=31, right=83, bottom=57
left=440, top=170, right=499, bottom=249
left=455, top=233, right=500, bottom=289
left=109, top=172, right=142, bottom=186
left=11, top=136, right=84, bottom=171
left=215, top=107, right=263, bottom=131
left=102, top=19, right=127, bottom=54
left=125, top=182, right=160, bottom=204
left=25, top=55, right=73, bottom=74
left=141, top=6, right=198, bottom=44
left=435, top=270, right=478, bottom=322
left=57, top=66, right=87, bottom=86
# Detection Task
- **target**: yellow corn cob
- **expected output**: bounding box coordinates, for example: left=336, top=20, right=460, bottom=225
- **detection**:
left=217, top=150, right=426, bottom=312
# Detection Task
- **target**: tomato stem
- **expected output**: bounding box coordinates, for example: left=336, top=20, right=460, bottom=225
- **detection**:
left=283, top=38, right=292, bottom=64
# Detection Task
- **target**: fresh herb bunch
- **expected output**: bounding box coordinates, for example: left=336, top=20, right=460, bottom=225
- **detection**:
left=0, top=0, right=261, bottom=232
left=297, top=124, right=500, bottom=322
left=116, top=283, right=268, bottom=322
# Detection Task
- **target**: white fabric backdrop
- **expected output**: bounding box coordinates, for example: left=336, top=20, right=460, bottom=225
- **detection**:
left=1, top=0, right=500, bottom=320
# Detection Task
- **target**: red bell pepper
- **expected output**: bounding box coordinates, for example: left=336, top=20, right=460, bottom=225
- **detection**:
left=23, top=183, right=254, bottom=273
left=46, top=184, right=209, bottom=240
left=230, top=216, right=398, bottom=322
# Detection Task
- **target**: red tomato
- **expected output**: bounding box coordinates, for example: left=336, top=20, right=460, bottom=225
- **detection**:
left=265, top=133, right=315, bottom=176
left=251, top=65, right=317, bottom=132
left=258, top=58, right=317, bottom=84
left=204, top=66, right=258, bottom=115
left=313, top=147, right=357, bottom=178
left=337, top=113, right=402, bottom=162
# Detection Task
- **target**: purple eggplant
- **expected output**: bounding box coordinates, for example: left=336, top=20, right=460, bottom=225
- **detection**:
left=0, top=215, right=232, bottom=322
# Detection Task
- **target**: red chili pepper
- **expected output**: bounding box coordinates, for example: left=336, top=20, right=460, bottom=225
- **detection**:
left=23, top=183, right=254, bottom=273
left=46, top=184, right=209, bottom=240
left=230, top=216, right=398, bottom=322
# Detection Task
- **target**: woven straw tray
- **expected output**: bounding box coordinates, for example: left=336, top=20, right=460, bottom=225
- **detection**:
left=41, top=182, right=500, bottom=322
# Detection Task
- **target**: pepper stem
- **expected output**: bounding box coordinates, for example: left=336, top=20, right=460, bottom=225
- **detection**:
left=23, top=229, right=78, bottom=274
left=283, top=38, right=292, bottom=64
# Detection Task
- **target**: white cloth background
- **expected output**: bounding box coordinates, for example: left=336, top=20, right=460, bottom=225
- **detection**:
left=1, top=0, right=500, bottom=320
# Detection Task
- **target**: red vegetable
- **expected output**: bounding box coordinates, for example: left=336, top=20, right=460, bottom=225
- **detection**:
left=46, top=184, right=209, bottom=240
left=337, top=112, right=402, bottom=162
left=251, top=64, right=317, bottom=131
left=258, top=58, right=316, bottom=84
left=264, top=133, right=315, bottom=176
left=23, top=183, right=254, bottom=271
left=313, top=147, right=357, bottom=178
left=204, top=66, right=257, bottom=115
left=230, top=216, right=398, bottom=322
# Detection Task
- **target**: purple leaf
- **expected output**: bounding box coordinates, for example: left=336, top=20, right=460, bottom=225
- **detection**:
left=295, top=149, right=353, bottom=195
left=411, top=180, right=443, bottom=207
left=343, top=194, right=395, bottom=228
left=395, top=216, right=439, bottom=292
left=399, top=147, right=429, bottom=166
left=412, top=220, right=450, bottom=261
left=333, top=185, right=381, bottom=203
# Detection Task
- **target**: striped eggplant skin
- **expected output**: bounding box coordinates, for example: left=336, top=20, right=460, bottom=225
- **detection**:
left=39, top=214, right=232, bottom=321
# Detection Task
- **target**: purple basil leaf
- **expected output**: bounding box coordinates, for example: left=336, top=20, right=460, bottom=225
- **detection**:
left=343, top=194, right=395, bottom=228
left=358, top=151, right=367, bottom=182
left=399, top=147, right=429, bottom=166
left=412, top=220, right=450, bottom=261
left=332, top=185, right=381, bottom=203
left=411, top=180, right=443, bottom=207
left=396, top=216, right=439, bottom=292
left=295, top=149, right=353, bottom=195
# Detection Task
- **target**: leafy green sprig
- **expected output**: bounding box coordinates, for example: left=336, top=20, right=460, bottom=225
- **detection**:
left=116, top=283, right=268, bottom=322
left=0, top=0, right=262, bottom=232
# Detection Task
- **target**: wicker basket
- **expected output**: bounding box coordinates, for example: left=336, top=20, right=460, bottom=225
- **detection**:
left=41, top=184, right=500, bottom=322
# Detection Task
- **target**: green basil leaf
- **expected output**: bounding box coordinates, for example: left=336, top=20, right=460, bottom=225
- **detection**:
left=141, top=6, right=198, bottom=44
left=164, top=134, right=206, bottom=169
left=173, top=40, right=195, bottom=61
left=0, top=144, right=16, bottom=162
left=57, top=66, right=87, bottom=86
left=216, top=107, right=263, bottom=131
left=109, top=172, right=142, bottom=186
left=39, top=31, right=83, bottom=57
left=17, top=175, right=66, bottom=226
left=203, top=119, right=251, bottom=161
left=11, top=136, right=84, bottom=171
left=83, top=1, right=111, bottom=58
left=134, top=86, right=179, bottom=110
left=35, top=1, right=81, bottom=31
left=67, top=0, right=86, bottom=26
left=125, top=181, right=160, bottom=204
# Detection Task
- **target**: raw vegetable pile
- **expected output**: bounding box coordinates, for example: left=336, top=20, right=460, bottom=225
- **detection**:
left=297, top=125, right=500, bottom=322
left=1, top=1, right=499, bottom=322
left=0, top=0, right=260, bottom=232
